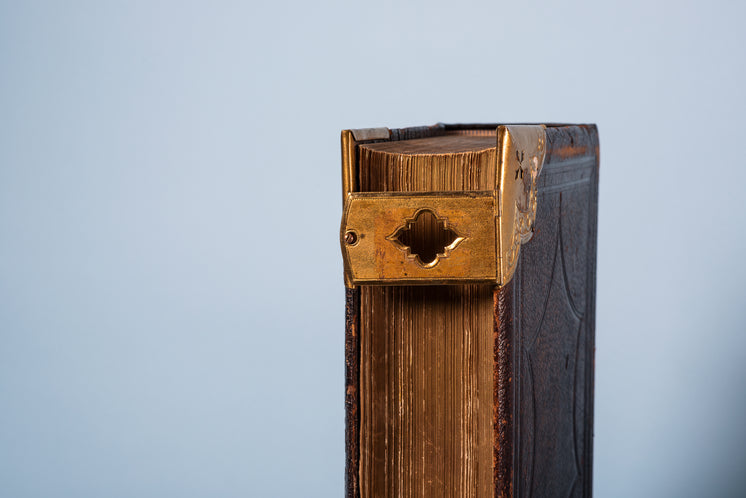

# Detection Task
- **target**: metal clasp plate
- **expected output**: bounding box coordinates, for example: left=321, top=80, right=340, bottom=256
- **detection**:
left=341, top=192, right=497, bottom=285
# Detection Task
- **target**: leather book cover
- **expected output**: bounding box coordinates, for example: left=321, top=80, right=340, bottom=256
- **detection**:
left=340, top=123, right=599, bottom=497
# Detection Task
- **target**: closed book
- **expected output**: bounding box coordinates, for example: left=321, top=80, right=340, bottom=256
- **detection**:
left=340, top=123, right=599, bottom=497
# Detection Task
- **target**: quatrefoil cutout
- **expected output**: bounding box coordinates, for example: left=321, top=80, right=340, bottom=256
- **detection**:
left=386, top=209, right=465, bottom=268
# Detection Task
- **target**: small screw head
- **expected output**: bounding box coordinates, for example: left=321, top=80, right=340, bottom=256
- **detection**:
left=344, top=231, right=358, bottom=245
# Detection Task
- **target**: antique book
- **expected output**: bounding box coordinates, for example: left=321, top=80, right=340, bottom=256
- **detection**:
left=340, top=123, right=599, bottom=498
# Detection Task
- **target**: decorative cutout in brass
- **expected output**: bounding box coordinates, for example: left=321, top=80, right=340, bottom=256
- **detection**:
left=386, top=209, right=465, bottom=268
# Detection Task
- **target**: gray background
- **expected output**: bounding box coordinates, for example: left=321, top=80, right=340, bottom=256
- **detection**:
left=1, top=1, right=745, bottom=497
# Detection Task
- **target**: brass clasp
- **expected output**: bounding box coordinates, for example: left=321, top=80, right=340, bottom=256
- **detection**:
left=340, top=125, right=546, bottom=287
left=341, top=192, right=498, bottom=285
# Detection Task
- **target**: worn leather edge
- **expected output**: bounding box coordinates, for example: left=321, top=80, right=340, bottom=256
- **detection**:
left=345, top=287, right=361, bottom=498
left=585, top=125, right=599, bottom=497
left=355, top=123, right=598, bottom=146
left=544, top=124, right=599, bottom=164
left=494, top=281, right=515, bottom=498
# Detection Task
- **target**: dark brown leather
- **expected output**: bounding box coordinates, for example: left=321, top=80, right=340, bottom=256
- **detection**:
left=496, top=124, right=599, bottom=497
left=344, top=287, right=361, bottom=498
left=343, top=123, right=599, bottom=497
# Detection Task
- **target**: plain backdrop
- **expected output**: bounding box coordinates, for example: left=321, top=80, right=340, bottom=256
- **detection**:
left=1, top=1, right=745, bottom=497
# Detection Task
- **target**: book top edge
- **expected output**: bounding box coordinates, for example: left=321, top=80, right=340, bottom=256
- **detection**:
left=359, top=135, right=496, bottom=156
